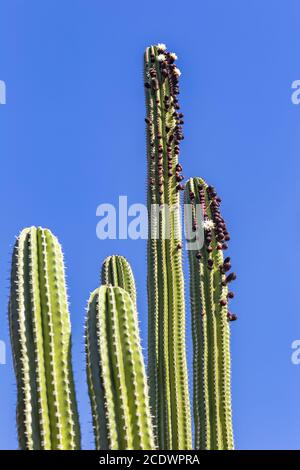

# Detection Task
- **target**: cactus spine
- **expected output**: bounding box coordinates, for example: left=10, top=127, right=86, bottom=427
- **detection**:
left=184, top=178, right=236, bottom=450
left=85, top=284, right=155, bottom=450
left=144, top=44, right=192, bottom=449
left=9, top=226, right=81, bottom=450
left=101, top=255, right=137, bottom=308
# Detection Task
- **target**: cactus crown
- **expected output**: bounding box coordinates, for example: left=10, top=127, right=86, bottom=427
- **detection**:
left=101, top=255, right=137, bottom=309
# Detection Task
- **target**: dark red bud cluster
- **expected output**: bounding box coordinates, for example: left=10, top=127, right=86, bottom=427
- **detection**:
left=227, top=312, right=237, bottom=322
left=204, top=185, right=237, bottom=318
left=197, top=185, right=206, bottom=207
left=226, top=272, right=237, bottom=283
left=206, top=185, right=231, bottom=249
left=176, top=174, right=184, bottom=182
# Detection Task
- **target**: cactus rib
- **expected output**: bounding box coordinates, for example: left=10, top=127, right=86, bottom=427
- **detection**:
left=85, top=285, right=155, bottom=450
left=185, top=178, right=236, bottom=450
left=144, top=44, right=192, bottom=449
left=9, top=226, right=81, bottom=450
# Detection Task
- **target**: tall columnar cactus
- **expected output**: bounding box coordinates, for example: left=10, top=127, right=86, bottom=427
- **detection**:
left=184, top=178, right=236, bottom=450
left=144, top=44, right=192, bottom=449
left=101, top=255, right=136, bottom=308
left=9, top=226, right=81, bottom=450
left=85, top=285, right=155, bottom=450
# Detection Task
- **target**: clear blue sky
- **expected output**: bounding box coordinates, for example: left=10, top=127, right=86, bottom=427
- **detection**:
left=0, top=0, right=300, bottom=450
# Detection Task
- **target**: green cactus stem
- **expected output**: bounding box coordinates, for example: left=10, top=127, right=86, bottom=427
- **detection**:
left=184, top=177, right=236, bottom=450
left=85, top=285, right=155, bottom=450
left=9, top=226, right=81, bottom=450
left=101, top=255, right=136, bottom=308
left=144, top=43, right=192, bottom=450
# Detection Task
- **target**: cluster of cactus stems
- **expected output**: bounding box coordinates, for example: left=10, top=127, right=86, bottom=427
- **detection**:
left=9, top=227, right=81, bottom=450
left=8, top=44, right=236, bottom=451
left=144, top=44, right=192, bottom=450
left=86, top=256, right=155, bottom=450
left=185, top=178, right=236, bottom=450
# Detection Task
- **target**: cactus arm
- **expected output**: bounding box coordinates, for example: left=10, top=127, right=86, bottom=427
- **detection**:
left=101, top=255, right=137, bottom=309
left=214, top=250, right=233, bottom=448
left=113, top=287, right=154, bottom=449
left=202, top=193, right=222, bottom=448
left=145, top=45, right=170, bottom=449
left=185, top=178, right=235, bottom=450
left=86, top=289, right=119, bottom=449
left=37, top=228, right=80, bottom=449
left=85, top=285, right=155, bottom=450
left=28, top=228, right=52, bottom=449
left=183, top=192, right=211, bottom=450
left=9, top=227, right=81, bottom=450
left=85, top=291, right=110, bottom=450
left=9, top=227, right=49, bottom=449
left=106, top=287, right=134, bottom=449
left=146, top=44, right=169, bottom=449
left=100, top=256, right=154, bottom=448
left=145, top=44, right=192, bottom=449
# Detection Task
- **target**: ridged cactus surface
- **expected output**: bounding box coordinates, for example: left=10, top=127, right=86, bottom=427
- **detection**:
left=9, top=226, right=81, bottom=450
left=85, top=285, right=155, bottom=450
left=144, top=44, right=192, bottom=449
left=101, top=255, right=136, bottom=308
left=184, top=178, right=236, bottom=450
